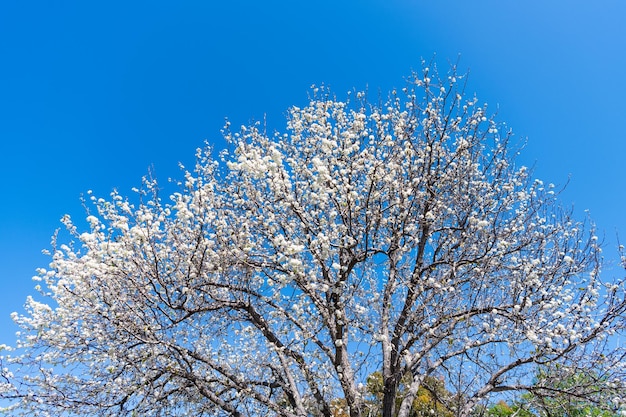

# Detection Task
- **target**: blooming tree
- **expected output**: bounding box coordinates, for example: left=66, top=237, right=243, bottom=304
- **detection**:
left=1, top=67, right=625, bottom=417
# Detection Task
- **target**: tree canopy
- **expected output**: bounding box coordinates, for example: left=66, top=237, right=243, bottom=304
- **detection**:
left=1, top=67, right=625, bottom=417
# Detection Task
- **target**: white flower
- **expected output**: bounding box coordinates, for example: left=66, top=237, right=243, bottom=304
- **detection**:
left=288, top=258, right=302, bottom=268
left=526, top=330, right=539, bottom=342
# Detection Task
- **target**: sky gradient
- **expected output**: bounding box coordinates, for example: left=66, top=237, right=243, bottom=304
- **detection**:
left=1, top=1, right=625, bottom=346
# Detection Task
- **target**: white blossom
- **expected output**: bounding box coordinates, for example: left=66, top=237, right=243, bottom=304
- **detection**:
left=2, top=67, right=624, bottom=417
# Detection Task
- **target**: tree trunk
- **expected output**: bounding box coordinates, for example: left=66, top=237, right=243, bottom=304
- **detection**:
left=382, top=376, right=399, bottom=417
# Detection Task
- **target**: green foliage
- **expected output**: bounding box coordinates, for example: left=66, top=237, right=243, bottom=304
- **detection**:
left=485, top=400, right=534, bottom=417
left=483, top=371, right=623, bottom=417
left=522, top=370, right=621, bottom=417
left=364, top=372, right=455, bottom=417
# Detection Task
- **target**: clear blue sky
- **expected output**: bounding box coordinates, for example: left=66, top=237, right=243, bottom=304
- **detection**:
left=1, top=1, right=625, bottom=346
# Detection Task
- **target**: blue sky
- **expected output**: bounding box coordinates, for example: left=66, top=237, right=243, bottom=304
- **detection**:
left=1, top=1, right=624, bottom=346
